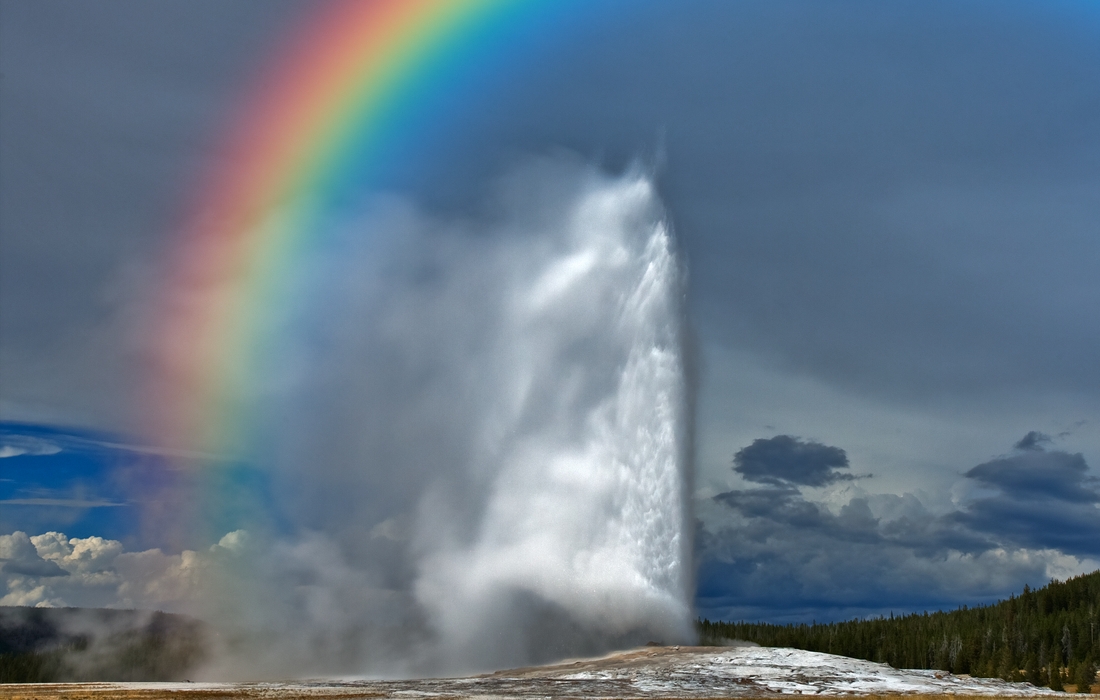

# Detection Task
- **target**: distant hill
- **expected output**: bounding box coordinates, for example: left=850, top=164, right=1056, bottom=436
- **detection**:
left=0, top=606, right=208, bottom=682
left=700, top=569, right=1100, bottom=692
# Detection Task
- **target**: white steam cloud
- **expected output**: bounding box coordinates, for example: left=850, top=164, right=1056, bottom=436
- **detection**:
left=1, top=157, right=696, bottom=678
left=234, top=157, right=694, bottom=676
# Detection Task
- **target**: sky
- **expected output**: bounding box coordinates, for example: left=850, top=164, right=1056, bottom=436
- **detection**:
left=2, top=0, right=1100, bottom=641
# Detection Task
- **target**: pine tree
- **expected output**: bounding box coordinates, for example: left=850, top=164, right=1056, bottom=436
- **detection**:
left=1028, top=653, right=1046, bottom=687
left=998, top=643, right=1018, bottom=681
left=1076, top=658, right=1096, bottom=694
left=1052, top=661, right=1066, bottom=691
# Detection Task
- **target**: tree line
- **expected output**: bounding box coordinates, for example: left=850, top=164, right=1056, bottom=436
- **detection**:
left=700, top=569, right=1100, bottom=692
left=0, top=607, right=207, bottom=683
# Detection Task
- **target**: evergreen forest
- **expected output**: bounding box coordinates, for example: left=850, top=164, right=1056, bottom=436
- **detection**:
left=700, top=569, right=1100, bottom=692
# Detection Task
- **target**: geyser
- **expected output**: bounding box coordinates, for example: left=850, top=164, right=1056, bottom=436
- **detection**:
left=189, top=158, right=694, bottom=678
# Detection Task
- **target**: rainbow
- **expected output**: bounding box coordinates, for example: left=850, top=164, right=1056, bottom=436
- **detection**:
left=152, top=0, right=595, bottom=458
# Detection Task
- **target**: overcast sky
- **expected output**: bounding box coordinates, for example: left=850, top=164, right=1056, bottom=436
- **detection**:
left=2, top=0, right=1099, bottom=626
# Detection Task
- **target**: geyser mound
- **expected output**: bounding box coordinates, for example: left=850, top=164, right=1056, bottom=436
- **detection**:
left=192, top=158, right=694, bottom=677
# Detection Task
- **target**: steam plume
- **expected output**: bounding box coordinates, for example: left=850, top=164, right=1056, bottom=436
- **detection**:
left=190, top=157, right=695, bottom=677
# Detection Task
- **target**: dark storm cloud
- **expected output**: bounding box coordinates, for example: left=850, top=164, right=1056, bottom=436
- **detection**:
left=952, top=438, right=1100, bottom=556
left=955, top=495, right=1100, bottom=557
left=713, top=481, right=991, bottom=557
left=966, top=447, right=1099, bottom=504
left=697, top=487, right=1014, bottom=624
left=1014, top=431, right=1052, bottom=451
left=714, top=488, right=881, bottom=545
left=733, top=435, right=856, bottom=487
left=701, top=433, right=1100, bottom=621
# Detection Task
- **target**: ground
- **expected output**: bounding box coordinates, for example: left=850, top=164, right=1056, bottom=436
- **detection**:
left=0, top=645, right=1084, bottom=699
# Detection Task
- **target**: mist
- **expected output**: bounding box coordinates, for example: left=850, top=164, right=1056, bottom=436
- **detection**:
left=170, top=156, right=696, bottom=678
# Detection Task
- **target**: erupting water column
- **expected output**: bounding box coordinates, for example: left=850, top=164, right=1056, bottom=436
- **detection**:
left=409, top=167, right=695, bottom=669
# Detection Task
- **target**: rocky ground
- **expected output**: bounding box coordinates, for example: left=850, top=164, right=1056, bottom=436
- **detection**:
left=0, top=645, right=1074, bottom=699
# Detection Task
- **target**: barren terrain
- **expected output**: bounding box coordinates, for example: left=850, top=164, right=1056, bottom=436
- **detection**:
left=0, top=645, right=1076, bottom=699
